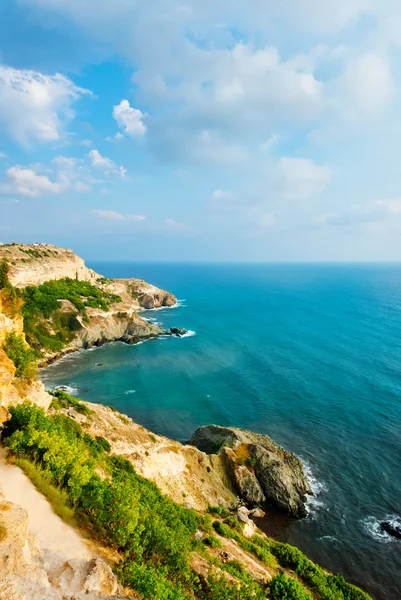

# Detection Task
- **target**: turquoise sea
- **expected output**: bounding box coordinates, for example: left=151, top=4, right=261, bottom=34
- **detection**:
left=41, top=263, right=401, bottom=600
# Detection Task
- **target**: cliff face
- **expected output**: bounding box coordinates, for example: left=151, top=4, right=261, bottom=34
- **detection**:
left=0, top=244, right=176, bottom=311
left=0, top=245, right=101, bottom=288
left=0, top=292, right=51, bottom=421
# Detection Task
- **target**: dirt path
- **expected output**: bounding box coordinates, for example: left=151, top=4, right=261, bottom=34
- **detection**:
left=0, top=446, right=93, bottom=571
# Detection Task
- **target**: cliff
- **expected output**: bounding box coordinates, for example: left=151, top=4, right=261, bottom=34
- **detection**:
left=0, top=244, right=101, bottom=288
left=0, top=290, right=51, bottom=421
left=0, top=244, right=178, bottom=364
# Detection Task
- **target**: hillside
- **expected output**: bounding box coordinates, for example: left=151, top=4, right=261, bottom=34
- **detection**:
left=0, top=244, right=178, bottom=365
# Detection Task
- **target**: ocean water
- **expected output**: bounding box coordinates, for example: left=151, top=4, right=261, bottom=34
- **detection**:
left=41, top=263, right=401, bottom=600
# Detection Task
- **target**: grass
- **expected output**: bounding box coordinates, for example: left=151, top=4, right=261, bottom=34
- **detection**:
left=13, top=458, right=78, bottom=529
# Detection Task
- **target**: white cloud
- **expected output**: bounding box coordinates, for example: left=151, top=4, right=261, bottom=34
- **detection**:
left=211, top=189, right=233, bottom=201
left=278, top=157, right=332, bottom=199
left=342, top=53, right=394, bottom=116
left=0, top=152, right=6, bottom=159
left=93, top=210, right=146, bottom=221
left=92, top=210, right=126, bottom=221
left=113, top=100, right=146, bottom=138
left=163, top=218, right=189, bottom=231
left=88, top=149, right=126, bottom=177
left=0, top=166, right=64, bottom=197
left=0, top=65, right=90, bottom=147
left=313, top=198, right=401, bottom=228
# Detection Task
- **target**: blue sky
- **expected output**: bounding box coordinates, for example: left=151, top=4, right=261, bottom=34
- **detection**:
left=1, top=0, right=401, bottom=261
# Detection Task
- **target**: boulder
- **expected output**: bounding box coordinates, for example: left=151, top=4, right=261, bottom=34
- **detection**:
left=380, top=521, right=401, bottom=539
left=166, top=328, right=187, bottom=337
left=188, top=425, right=312, bottom=518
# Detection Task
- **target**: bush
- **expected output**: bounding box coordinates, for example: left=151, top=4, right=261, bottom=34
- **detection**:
left=3, top=331, right=37, bottom=379
left=0, top=260, right=9, bottom=289
left=203, top=535, right=222, bottom=548
left=224, top=515, right=244, bottom=533
left=207, top=506, right=231, bottom=519
left=95, top=436, right=111, bottom=453
left=270, top=574, right=313, bottom=600
left=50, top=390, right=92, bottom=416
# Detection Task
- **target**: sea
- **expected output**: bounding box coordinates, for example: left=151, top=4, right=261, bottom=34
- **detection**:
left=40, top=262, right=401, bottom=600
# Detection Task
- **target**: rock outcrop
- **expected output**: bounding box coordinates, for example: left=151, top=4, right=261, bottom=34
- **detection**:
left=0, top=291, right=51, bottom=421
left=188, top=425, right=312, bottom=518
left=0, top=245, right=101, bottom=288
left=0, top=485, right=134, bottom=600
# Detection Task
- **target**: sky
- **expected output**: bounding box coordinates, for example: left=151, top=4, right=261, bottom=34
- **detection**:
left=1, top=1, right=401, bottom=261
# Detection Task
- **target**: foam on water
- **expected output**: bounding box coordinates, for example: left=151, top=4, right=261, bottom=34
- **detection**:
left=302, top=460, right=328, bottom=518
left=362, top=515, right=401, bottom=544
left=124, top=389, right=136, bottom=395
left=180, top=330, right=196, bottom=338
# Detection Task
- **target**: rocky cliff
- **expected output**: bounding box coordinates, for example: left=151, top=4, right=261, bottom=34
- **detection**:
left=0, top=291, right=51, bottom=421
left=0, top=244, right=178, bottom=365
left=188, top=425, right=312, bottom=518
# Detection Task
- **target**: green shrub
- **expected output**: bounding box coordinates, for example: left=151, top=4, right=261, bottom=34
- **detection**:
left=50, top=390, right=92, bottom=416
left=201, top=574, right=265, bottom=600
left=224, top=515, right=244, bottom=533
left=3, top=331, right=37, bottom=379
left=269, top=574, right=312, bottom=600
left=203, top=534, right=222, bottom=548
left=0, top=260, right=9, bottom=289
left=207, top=506, right=231, bottom=519
left=95, top=435, right=111, bottom=453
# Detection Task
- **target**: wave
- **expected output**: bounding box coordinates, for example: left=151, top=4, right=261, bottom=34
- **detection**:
left=124, top=389, right=136, bottom=395
left=361, top=514, right=401, bottom=544
left=53, top=384, right=79, bottom=396
left=302, top=459, right=328, bottom=518
left=179, top=330, right=196, bottom=338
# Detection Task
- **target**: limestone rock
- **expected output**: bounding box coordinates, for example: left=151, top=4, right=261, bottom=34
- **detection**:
left=189, top=425, right=312, bottom=518
left=223, top=448, right=266, bottom=507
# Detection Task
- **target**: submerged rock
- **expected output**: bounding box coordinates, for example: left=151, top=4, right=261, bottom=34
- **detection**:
left=188, top=425, right=312, bottom=518
left=380, top=521, right=401, bottom=539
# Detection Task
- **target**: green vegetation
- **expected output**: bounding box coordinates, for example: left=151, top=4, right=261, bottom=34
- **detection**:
left=269, top=574, right=312, bottom=600
left=3, top=331, right=37, bottom=379
left=2, top=402, right=373, bottom=600
left=202, top=534, right=222, bottom=548
left=14, top=458, right=77, bottom=528
left=0, top=260, right=19, bottom=317
left=2, top=403, right=208, bottom=599
left=49, top=389, right=92, bottom=416
left=0, top=260, right=9, bottom=289
left=270, top=543, right=372, bottom=600
left=19, top=278, right=122, bottom=353
left=207, top=505, right=231, bottom=519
